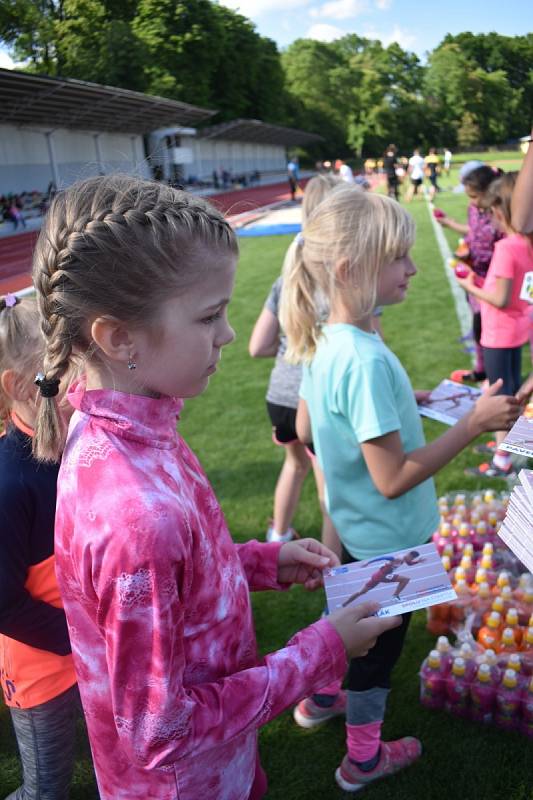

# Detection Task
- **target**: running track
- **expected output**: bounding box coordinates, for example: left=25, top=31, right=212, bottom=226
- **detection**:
left=0, top=180, right=299, bottom=295
left=1, top=174, right=387, bottom=295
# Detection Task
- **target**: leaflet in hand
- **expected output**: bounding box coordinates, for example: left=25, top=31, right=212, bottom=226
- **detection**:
left=418, top=379, right=481, bottom=426
left=500, top=408, right=533, bottom=459
left=496, top=470, right=533, bottom=573
left=323, top=542, right=456, bottom=618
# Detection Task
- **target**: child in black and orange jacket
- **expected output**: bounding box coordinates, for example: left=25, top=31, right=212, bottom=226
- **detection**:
left=0, top=293, right=81, bottom=800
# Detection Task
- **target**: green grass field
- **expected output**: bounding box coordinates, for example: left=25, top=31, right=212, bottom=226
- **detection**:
left=1, top=154, right=532, bottom=799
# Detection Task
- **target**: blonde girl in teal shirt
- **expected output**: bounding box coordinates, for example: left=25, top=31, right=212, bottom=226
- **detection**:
left=280, top=184, right=519, bottom=794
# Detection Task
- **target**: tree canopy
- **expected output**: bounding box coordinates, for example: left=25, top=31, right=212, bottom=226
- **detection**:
left=1, top=1, right=531, bottom=155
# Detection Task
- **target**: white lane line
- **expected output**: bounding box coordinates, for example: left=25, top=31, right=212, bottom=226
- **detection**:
left=425, top=197, right=474, bottom=360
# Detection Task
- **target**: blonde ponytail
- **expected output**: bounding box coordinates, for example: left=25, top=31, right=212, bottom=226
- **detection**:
left=280, top=239, right=323, bottom=363
left=281, top=184, right=415, bottom=363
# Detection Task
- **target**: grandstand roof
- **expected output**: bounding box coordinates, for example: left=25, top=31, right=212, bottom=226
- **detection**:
left=0, top=68, right=215, bottom=133
left=197, top=118, right=323, bottom=146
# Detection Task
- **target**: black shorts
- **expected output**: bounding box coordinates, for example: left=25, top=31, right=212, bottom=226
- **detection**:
left=482, top=345, right=523, bottom=396
left=267, top=401, right=298, bottom=444
left=410, top=178, right=422, bottom=187
left=266, top=401, right=317, bottom=452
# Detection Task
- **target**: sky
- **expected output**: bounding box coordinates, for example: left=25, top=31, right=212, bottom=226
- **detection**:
left=0, top=0, right=531, bottom=68
left=217, top=0, right=532, bottom=58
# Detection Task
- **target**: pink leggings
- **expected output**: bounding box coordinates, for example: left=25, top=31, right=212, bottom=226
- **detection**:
left=248, top=754, right=268, bottom=800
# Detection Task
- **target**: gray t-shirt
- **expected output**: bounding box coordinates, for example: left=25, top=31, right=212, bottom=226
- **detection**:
left=265, top=277, right=302, bottom=409
left=264, top=278, right=382, bottom=408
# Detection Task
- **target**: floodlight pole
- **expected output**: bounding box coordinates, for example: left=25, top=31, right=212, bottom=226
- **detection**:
left=93, top=134, right=104, bottom=175
left=130, top=136, right=137, bottom=171
left=45, top=131, right=60, bottom=188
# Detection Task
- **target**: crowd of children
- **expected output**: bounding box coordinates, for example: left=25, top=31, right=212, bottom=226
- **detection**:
left=0, top=134, right=532, bottom=799
left=436, top=163, right=533, bottom=479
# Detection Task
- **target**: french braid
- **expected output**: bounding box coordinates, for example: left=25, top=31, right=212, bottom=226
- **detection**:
left=32, top=174, right=238, bottom=462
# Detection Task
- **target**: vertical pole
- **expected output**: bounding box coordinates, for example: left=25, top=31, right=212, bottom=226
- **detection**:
left=45, top=131, right=60, bottom=187
left=130, top=136, right=137, bottom=172
left=93, top=133, right=104, bottom=174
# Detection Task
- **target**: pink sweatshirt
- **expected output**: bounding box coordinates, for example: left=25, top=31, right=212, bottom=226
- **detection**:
left=55, top=380, right=347, bottom=800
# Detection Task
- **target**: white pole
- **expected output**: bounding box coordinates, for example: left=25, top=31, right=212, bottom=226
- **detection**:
left=45, top=131, right=60, bottom=187
left=130, top=136, right=137, bottom=171
left=93, top=133, right=104, bottom=174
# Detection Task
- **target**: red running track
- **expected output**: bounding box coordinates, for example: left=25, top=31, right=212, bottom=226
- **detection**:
left=0, top=231, right=40, bottom=295
left=0, top=180, right=297, bottom=295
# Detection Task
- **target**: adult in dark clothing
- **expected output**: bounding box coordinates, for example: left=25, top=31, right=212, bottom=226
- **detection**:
left=383, top=145, right=400, bottom=201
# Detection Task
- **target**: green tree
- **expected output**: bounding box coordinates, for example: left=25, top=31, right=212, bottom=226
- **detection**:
left=208, top=5, right=285, bottom=122
left=132, top=0, right=222, bottom=106
left=457, top=111, right=481, bottom=148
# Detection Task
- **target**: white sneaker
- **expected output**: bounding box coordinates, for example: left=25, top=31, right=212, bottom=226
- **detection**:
left=266, top=525, right=297, bottom=543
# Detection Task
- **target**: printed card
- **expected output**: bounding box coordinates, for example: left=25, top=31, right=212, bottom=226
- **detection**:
left=519, top=272, right=533, bottom=304
left=497, top=520, right=533, bottom=574
left=519, top=469, right=533, bottom=507
left=323, top=542, right=456, bottom=618
left=501, top=414, right=533, bottom=459
left=418, top=379, right=481, bottom=426
left=495, top=471, right=533, bottom=573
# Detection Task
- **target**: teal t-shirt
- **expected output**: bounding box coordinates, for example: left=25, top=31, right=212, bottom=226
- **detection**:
left=300, top=324, right=439, bottom=560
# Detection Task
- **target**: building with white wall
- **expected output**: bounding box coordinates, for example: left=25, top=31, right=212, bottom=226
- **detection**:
left=0, top=68, right=214, bottom=194
left=147, top=119, right=322, bottom=185
left=1, top=69, right=322, bottom=195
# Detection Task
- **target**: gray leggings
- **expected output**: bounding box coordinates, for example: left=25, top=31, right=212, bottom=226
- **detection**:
left=5, top=684, right=81, bottom=800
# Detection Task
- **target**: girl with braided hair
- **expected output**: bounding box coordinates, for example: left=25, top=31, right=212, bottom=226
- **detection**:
left=0, top=294, right=81, bottom=800
left=31, top=175, right=398, bottom=800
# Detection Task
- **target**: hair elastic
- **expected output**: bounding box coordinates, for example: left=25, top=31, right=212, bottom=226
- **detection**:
left=34, top=372, right=60, bottom=398
left=295, top=231, right=305, bottom=246
left=1, top=293, right=19, bottom=310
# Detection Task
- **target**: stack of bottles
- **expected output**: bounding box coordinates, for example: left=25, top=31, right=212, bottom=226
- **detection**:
left=419, top=634, right=533, bottom=735
left=427, top=489, right=530, bottom=636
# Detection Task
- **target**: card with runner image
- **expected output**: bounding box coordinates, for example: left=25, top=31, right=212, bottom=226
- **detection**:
left=418, top=379, right=481, bottom=426
left=323, top=542, right=456, bottom=618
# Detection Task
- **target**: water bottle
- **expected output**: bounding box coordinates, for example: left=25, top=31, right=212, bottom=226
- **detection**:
left=477, top=611, right=502, bottom=651
left=498, top=627, right=519, bottom=655
left=445, top=657, right=471, bottom=718
left=495, top=669, right=522, bottom=731
left=420, top=650, right=446, bottom=710
left=436, top=635, right=453, bottom=674
left=470, top=663, right=497, bottom=724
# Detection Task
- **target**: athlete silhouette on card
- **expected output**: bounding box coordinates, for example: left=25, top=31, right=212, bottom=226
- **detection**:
left=342, top=551, right=425, bottom=607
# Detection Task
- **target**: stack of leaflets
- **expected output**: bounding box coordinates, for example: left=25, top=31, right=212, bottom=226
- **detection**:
left=500, top=406, right=533, bottom=459
left=497, top=469, right=533, bottom=573
left=418, top=379, right=481, bottom=426
left=323, top=542, right=456, bottom=618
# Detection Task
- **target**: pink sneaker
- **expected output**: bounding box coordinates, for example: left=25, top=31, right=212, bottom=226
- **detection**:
left=293, top=692, right=346, bottom=728
left=335, top=737, right=422, bottom=792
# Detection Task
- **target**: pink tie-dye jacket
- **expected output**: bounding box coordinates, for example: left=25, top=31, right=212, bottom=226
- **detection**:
left=55, top=381, right=347, bottom=800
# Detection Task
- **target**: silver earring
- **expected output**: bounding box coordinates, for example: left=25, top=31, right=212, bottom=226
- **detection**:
left=127, top=355, right=137, bottom=370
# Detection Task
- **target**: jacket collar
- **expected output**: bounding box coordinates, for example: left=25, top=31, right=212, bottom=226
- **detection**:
left=67, top=378, right=184, bottom=449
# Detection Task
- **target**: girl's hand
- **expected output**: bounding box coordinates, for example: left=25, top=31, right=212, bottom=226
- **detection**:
left=469, top=379, right=521, bottom=435
left=516, top=372, right=533, bottom=404
left=277, top=538, right=340, bottom=590
left=327, top=601, right=401, bottom=659
left=414, top=390, right=432, bottom=405
left=455, top=268, right=476, bottom=291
